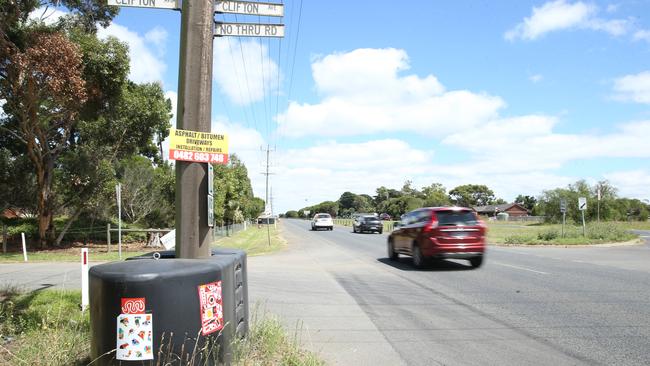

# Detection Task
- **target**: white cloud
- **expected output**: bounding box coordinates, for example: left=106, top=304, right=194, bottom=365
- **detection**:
left=98, top=23, right=167, bottom=84
left=612, top=71, right=650, bottom=104
left=529, top=74, right=544, bottom=83
left=633, top=30, right=650, bottom=42
left=505, top=0, right=629, bottom=41
left=277, top=48, right=504, bottom=137
left=605, top=170, right=650, bottom=201
left=145, top=26, right=168, bottom=56
left=213, top=38, right=280, bottom=106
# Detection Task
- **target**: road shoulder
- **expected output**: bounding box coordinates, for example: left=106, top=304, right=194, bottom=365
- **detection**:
left=247, top=222, right=406, bottom=366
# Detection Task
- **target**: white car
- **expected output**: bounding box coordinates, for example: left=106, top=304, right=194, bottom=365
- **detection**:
left=311, top=213, right=334, bottom=231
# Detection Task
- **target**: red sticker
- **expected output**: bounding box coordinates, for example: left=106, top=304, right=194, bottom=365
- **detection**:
left=197, top=281, right=224, bottom=336
left=121, top=298, right=146, bottom=314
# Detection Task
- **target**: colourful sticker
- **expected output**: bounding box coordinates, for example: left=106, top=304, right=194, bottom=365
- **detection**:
left=116, top=314, right=153, bottom=361
left=121, top=298, right=146, bottom=314
left=197, top=281, right=224, bottom=336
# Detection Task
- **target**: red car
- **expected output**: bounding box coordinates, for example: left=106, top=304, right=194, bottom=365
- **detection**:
left=387, top=207, right=486, bottom=268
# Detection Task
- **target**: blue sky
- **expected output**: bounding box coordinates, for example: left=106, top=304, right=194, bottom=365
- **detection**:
left=34, top=0, right=650, bottom=212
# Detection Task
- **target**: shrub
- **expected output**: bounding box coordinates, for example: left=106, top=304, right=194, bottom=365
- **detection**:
left=586, top=222, right=635, bottom=241
left=537, top=229, right=559, bottom=241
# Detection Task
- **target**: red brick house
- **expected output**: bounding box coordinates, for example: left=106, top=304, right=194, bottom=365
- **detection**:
left=473, top=203, right=529, bottom=217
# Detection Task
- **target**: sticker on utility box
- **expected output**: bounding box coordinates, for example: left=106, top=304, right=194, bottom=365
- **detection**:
left=116, top=313, right=153, bottom=361
left=197, top=281, right=224, bottom=336
left=121, top=297, right=146, bottom=314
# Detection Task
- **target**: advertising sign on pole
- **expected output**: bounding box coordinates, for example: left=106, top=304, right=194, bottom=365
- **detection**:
left=168, top=128, right=229, bottom=164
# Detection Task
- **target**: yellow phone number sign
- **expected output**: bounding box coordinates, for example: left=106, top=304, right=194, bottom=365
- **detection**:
left=168, top=128, right=229, bottom=164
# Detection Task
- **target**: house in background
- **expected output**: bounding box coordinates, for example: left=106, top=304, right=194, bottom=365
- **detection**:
left=473, top=203, right=529, bottom=218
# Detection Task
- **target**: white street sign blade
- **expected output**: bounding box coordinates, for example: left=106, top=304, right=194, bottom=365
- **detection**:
left=215, top=1, right=284, bottom=17
left=107, top=0, right=180, bottom=10
left=214, top=22, right=285, bottom=38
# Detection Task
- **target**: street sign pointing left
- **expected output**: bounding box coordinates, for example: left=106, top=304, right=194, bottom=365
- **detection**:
left=107, top=0, right=180, bottom=10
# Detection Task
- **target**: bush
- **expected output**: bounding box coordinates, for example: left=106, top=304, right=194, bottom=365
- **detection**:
left=586, top=222, right=635, bottom=241
left=537, top=229, right=559, bottom=241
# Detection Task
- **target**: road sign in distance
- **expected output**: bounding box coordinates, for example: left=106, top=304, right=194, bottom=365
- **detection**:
left=578, top=197, right=587, bottom=211
left=215, top=1, right=284, bottom=17
left=560, top=199, right=567, bottom=213
left=107, top=0, right=179, bottom=10
left=214, top=22, right=285, bottom=38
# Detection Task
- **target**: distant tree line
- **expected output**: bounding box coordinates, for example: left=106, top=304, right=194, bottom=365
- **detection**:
left=286, top=181, right=506, bottom=219
left=286, top=180, right=649, bottom=223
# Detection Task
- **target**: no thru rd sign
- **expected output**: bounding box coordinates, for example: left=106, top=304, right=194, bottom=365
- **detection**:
left=215, top=22, right=285, bottom=37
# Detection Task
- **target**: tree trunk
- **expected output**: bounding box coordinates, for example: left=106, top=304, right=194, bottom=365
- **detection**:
left=35, top=157, right=56, bottom=248
left=55, top=207, right=83, bottom=247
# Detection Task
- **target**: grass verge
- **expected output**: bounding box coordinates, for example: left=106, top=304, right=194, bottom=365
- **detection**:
left=487, top=221, right=638, bottom=245
left=233, top=311, right=324, bottom=366
left=0, top=289, right=323, bottom=366
left=213, top=224, right=286, bottom=256
left=0, top=250, right=149, bottom=263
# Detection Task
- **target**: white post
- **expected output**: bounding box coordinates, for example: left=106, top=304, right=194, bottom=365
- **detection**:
left=21, top=232, right=27, bottom=262
left=81, top=248, right=89, bottom=311
left=116, top=183, right=122, bottom=260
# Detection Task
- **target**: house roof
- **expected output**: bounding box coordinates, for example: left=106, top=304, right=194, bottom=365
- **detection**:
left=473, top=203, right=528, bottom=213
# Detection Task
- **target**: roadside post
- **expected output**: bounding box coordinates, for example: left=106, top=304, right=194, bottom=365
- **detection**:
left=116, top=183, right=122, bottom=259
left=21, top=232, right=27, bottom=262
left=81, top=248, right=89, bottom=311
left=560, top=198, right=566, bottom=238
left=579, top=197, right=587, bottom=236
left=87, top=0, right=284, bottom=364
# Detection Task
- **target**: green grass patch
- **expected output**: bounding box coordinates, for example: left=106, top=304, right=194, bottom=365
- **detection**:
left=488, top=221, right=638, bottom=245
left=0, top=250, right=149, bottom=263
left=233, top=312, right=324, bottom=366
left=0, top=289, right=323, bottom=366
left=0, top=288, right=90, bottom=365
left=213, top=225, right=286, bottom=256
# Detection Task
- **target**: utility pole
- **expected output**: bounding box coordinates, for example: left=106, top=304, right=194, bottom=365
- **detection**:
left=175, top=0, right=215, bottom=259
left=261, top=145, right=275, bottom=246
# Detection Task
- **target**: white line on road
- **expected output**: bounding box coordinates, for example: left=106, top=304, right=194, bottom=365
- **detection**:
left=493, top=262, right=549, bottom=275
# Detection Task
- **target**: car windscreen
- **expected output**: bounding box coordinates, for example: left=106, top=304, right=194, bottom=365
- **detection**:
left=435, top=211, right=478, bottom=226
left=363, top=216, right=379, bottom=222
left=316, top=214, right=331, bottom=219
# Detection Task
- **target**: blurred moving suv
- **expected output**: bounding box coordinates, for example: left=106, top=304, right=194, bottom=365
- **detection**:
left=387, top=207, right=486, bottom=268
left=311, top=213, right=334, bottom=231
left=353, top=215, right=383, bottom=234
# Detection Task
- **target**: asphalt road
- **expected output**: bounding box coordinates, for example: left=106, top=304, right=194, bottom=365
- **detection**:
left=253, top=220, right=650, bottom=366
left=1, top=224, right=648, bottom=365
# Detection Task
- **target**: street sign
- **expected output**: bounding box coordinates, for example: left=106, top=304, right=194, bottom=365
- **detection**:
left=208, top=164, right=214, bottom=196
left=578, top=197, right=587, bottom=211
left=107, top=0, right=180, bottom=10
left=214, top=22, right=285, bottom=37
left=215, top=1, right=284, bottom=17
left=207, top=195, right=214, bottom=227
left=168, top=128, right=229, bottom=164
left=560, top=199, right=567, bottom=213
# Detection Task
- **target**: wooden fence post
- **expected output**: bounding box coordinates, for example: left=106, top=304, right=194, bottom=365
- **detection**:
left=107, top=223, right=111, bottom=253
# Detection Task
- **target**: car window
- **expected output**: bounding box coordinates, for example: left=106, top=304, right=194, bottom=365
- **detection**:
left=316, top=214, right=331, bottom=219
left=435, top=210, right=478, bottom=226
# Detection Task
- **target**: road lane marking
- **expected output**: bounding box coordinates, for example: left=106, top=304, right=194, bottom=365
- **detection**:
left=493, top=262, right=549, bottom=275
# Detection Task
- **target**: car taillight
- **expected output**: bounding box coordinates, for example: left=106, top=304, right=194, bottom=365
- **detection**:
left=423, top=218, right=438, bottom=233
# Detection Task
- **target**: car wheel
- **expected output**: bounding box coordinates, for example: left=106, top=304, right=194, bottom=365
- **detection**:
left=387, top=239, right=398, bottom=260
left=469, top=256, right=483, bottom=268
left=353, top=226, right=357, bottom=233
left=330, top=227, right=333, bottom=231
left=378, top=229, right=383, bottom=234
left=412, top=244, right=425, bottom=268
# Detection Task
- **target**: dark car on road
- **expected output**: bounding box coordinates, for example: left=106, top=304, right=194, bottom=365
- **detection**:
left=353, top=215, right=383, bottom=234
left=387, top=207, right=486, bottom=268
